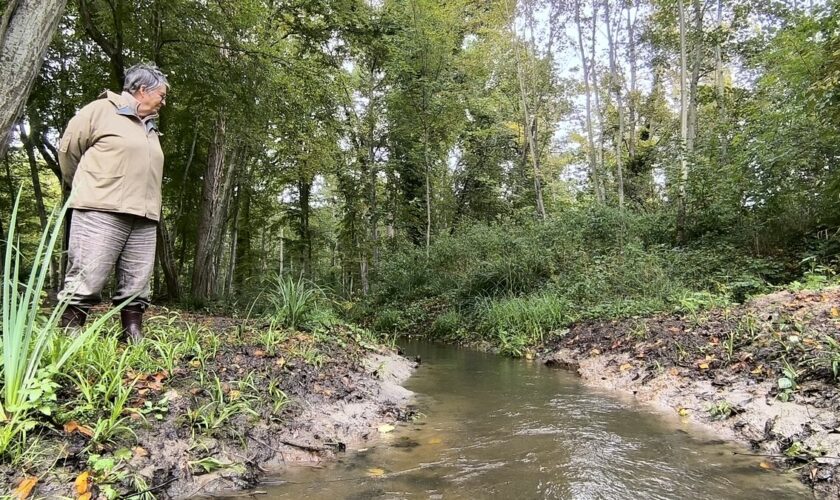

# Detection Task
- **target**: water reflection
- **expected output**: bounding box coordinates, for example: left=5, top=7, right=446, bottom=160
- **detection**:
left=214, top=340, right=809, bottom=499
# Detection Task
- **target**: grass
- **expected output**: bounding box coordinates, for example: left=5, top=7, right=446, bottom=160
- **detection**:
left=0, top=191, right=122, bottom=456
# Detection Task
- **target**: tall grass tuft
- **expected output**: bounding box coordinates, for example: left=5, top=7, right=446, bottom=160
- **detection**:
left=265, top=275, right=323, bottom=330
left=1, top=191, right=119, bottom=455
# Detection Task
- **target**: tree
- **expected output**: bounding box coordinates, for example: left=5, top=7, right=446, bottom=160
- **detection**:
left=0, top=0, right=68, bottom=159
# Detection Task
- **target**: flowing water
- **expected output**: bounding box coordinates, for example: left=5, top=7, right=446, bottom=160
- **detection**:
left=228, top=340, right=809, bottom=499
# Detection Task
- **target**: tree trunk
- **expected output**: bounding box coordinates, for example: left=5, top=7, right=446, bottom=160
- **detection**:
left=715, top=0, right=728, bottom=164
left=78, top=0, right=126, bottom=89
left=423, top=127, right=432, bottom=256
left=225, top=183, right=240, bottom=297
left=156, top=215, right=181, bottom=301
left=297, top=172, right=313, bottom=277
left=191, top=114, right=234, bottom=302
left=590, top=2, right=607, bottom=202
left=605, top=0, right=625, bottom=209
left=677, top=0, right=689, bottom=240
left=686, top=0, right=703, bottom=154
left=234, top=182, right=251, bottom=290
left=626, top=3, right=638, bottom=163
left=575, top=0, right=604, bottom=203
left=0, top=0, right=68, bottom=159
left=19, top=122, right=57, bottom=288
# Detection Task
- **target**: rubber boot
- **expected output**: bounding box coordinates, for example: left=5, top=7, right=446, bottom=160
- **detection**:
left=59, top=304, right=88, bottom=329
left=120, top=305, right=144, bottom=343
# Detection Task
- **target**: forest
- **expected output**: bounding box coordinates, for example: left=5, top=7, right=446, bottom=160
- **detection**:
left=1, top=0, right=840, bottom=498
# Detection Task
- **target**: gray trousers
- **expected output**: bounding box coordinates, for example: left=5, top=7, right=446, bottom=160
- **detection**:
left=58, top=209, right=157, bottom=309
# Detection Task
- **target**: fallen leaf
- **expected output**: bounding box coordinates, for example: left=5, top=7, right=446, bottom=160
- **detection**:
left=427, top=437, right=442, bottom=445
left=590, top=348, right=601, bottom=355
left=750, top=365, right=764, bottom=375
left=619, top=363, right=633, bottom=372
left=678, top=408, right=689, bottom=417
left=378, top=424, right=395, bottom=434
left=366, top=468, right=386, bottom=477
left=699, top=363, right=709, bottom=370
left=79, top=493, right=92, bottom=500
left=133, top=446, right=149, bottom=458
left=64, top=421, right=93, bottom=438
left=74, top=471, right=91, bottom=495
left=759, top=461, right=773, bottom=470
left=831, top=307, right=839, bottom=318
left=12, top=476, right=37, bottom=499
left=189, top=359, right=201, bottom=368
left=254, top=349, right=266, bottom=357
left=228, top=389, right=241, bottom=400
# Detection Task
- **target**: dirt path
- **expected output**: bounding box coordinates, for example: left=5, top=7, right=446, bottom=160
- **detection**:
left=539, top=287, right=840, bottom=498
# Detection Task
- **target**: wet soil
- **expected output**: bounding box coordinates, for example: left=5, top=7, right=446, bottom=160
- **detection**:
left=539, top=287, right=840, bottom=499
left=1, top=314, right=416, bottom=499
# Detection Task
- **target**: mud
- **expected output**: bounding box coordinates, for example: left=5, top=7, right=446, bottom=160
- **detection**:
left=539, top=287, right=840, bottom=499
left=1, top=317, right=416, bottom=499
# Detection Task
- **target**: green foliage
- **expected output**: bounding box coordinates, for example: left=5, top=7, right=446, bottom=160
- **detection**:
left=0, top=192, right=123, bottom=457
left=367, top=206, right=779, bottom=354
left=262, top=275, right=327, bottom=330
left=476, top=293, right=570, bottom=345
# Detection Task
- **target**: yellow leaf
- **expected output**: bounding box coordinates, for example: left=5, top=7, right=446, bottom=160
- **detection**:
left=79, top=493, right=92, bottom=500
left=74, top=471, right=91, bottom=495
left=699, top=363, right=709, bottom=370
left=12, top=476, right=37, bottom=499
left=759, top=461, right=773, bottom=470
left=427, top=437, right=442, bottom=445
left=751, top=365, right=764, bottom=375
left=189, top=359, right=201, bottom=368
left=378, top=424, right=395, bottom=434
left=366, top=468, right=386, bottom=477
left=619, top=363, right=632, bottom=372
left=678, top=408, right=689, bottom=417
left=831, top=307, right=839, bottom=318
left=229, top=389, right=241, bottom=400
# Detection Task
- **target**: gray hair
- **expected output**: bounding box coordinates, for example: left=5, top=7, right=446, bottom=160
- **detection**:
left=123, top=63, right=169, bottom=93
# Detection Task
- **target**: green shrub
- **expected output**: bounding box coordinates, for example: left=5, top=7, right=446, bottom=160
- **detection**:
left=430, top=309, right=461, bottom=339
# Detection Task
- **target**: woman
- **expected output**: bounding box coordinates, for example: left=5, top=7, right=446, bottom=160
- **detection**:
left=57, top=63, right=168, bottom=342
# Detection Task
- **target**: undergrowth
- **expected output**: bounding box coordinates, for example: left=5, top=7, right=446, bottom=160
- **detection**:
left=363, top=207, right=809, bottom=356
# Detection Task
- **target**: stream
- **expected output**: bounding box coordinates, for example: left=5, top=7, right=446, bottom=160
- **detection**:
left=225, top=340, right=809, bottom=499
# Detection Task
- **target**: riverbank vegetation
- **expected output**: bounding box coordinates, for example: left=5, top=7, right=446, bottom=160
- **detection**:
left=2, top=0, right=840, bottom=497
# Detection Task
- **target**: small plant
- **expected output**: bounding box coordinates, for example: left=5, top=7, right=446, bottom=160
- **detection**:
left=291, top=343, right=325, bottom=367
left=497, top=330, right=527, bottom=358
left=266, top=378, right=291, bottom=416
left=185, top=376, right=258, bottom=437
left=707, top=400, right=741, bottom=420
left=777, top=359, right=799, bottom=402
left=189, top=456, right=246, bottom=474
left=259, top=321, right=289, bottom=357
left=90, top=381, right=137, bottom=445
left=822, top=335, right=840, bottom=379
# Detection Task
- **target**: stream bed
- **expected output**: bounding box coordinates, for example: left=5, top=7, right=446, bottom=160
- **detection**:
left=222, top=340, right=809, bottom=499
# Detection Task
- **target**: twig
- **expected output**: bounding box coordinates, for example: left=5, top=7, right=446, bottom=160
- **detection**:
left=123, top=477, right=178, bottom=499
left=733, top=451, right=840, bottom=460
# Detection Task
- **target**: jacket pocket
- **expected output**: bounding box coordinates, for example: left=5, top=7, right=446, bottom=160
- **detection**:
left=74, top=170, right=123, bottom=211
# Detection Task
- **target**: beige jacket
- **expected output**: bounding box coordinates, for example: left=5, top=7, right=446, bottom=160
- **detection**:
left=58, top=91, right=164, bottom=221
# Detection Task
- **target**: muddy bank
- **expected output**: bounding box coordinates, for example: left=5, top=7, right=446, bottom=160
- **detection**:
left=539, top=287, right=840, bottom=499
left=1, top=314, right=416, bottom=499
